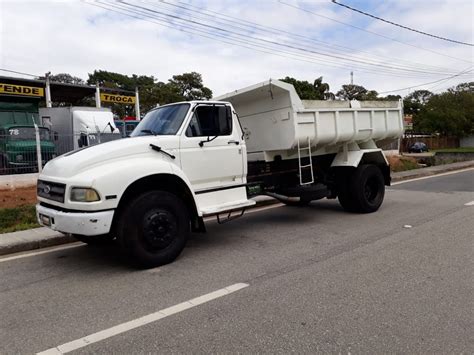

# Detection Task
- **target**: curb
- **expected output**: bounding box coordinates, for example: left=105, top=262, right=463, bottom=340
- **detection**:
left=1, top=160, right=473, bottom=257
left=391, top=160, right=474, bottom=182
left=0, top=228, right=74, bottom=256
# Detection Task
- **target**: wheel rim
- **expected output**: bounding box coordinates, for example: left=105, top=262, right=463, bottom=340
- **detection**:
left=364, top=176, right=380, bottom=203
left=142, top=209, right=178, bottom=250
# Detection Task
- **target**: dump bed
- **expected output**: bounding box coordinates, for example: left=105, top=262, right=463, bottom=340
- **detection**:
left=216, top=80, right=403, bottom=159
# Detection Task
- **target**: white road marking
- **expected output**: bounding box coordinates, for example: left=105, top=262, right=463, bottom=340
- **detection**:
left=37, top=283, right=249, bottom=354
left=0, top=243, right=83, bottom=263
left=404, top=225, right=413, bottom=229
left=391, top=167, right=474, bottom=185
left=464, top=201, right=474, bottom=206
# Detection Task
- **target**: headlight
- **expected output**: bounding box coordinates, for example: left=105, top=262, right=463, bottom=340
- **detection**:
left=70, top=188, right=100, bottom=202
left=16, top=154, right=23, bottom=162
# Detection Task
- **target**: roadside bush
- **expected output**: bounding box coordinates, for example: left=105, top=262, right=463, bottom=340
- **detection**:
left=387, top=155, right=419, bottom=172
left=0, top=205, right=38, bottom=234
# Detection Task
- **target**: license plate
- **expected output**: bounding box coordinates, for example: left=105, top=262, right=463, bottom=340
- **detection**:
left=39, top=214, right=51, bottom=226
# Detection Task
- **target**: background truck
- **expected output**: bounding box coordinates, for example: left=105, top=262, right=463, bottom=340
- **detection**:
left=36, top=80, right=403, bottom=267
left=114, top=119, right=140, bottom=137
left=0, top=100, right=56, bottom=174
left=39, top=106, right=121, bottom=155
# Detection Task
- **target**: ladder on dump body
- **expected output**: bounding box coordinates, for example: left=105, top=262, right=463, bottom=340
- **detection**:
left=297, top=137, right=315, bottom=185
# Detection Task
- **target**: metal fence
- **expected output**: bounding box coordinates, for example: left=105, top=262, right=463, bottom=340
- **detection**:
left=0, top=128, right=123, bottom=175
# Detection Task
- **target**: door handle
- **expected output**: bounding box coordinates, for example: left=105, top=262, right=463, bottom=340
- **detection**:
left=228, top=140, right=240, bottom=145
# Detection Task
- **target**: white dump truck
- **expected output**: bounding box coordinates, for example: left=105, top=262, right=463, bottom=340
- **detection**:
left=39, top=106, right=121, bottom=154
left=36, top=80, right=403, bottom=267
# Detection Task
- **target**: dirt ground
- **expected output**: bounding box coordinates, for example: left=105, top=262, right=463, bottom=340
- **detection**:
left=387, top=155, right=421, bottom=172
left=0, top=186, right=37, bottom=209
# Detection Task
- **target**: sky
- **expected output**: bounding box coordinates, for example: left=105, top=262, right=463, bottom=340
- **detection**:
left=0, top=0, right=473, bottom=98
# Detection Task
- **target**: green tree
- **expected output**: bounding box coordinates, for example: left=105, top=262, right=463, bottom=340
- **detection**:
left=336, top=84, right=369, bottom=100
left=49, top=73, right=86, bottom=85
left=280, top=76, right=333, bottom=100
left=168, top=72, right=212, bottom=101
left=403, top=89, right=433, bottom=115
left=87, top=70, right=213, bottom=118
left=364, top=90, right=379, bottom=100
left=415, top=87, right=474, bottom=137
left=383, top=94, right=402, bottom=101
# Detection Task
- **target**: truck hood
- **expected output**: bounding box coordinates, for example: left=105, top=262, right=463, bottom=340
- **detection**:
left=41, top=136, right=179, bottom=178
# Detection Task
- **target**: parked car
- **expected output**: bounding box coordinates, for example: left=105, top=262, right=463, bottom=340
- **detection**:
left=408, top=142, right=428, bottom=153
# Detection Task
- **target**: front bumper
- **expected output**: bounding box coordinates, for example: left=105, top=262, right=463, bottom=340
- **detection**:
left=36, top=204, right=114, bottom=236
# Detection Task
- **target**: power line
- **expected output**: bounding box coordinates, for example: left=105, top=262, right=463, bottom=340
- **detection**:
left=378, top=66, right=473, bottom=94
left=427, top=69, right=474, bottom=92
left=331, top=0, right=473, bottom=47
left=279, top=1, right=471, bottom=64
left=105, top=1, right=468, bottom=77
left=90, top=0, right=471, bottom=83
left=0, top=68, right=38, bottom=77
left=157, top=0, right=459, bottom=75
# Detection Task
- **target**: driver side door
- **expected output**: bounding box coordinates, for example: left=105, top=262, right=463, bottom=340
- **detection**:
left=179, top=104, right=244, bottom=194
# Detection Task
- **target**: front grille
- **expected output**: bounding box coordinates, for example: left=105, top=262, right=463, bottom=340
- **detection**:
left=37, top=180, right=66, bottom=203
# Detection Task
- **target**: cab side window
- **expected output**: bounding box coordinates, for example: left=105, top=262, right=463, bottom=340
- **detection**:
left=186, top=105, right=232, bottom=137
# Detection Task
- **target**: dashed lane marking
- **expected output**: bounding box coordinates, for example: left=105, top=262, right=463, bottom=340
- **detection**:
left=0, top=243, right=83, bottom=263
left=37, top=283, right=249, bottom=354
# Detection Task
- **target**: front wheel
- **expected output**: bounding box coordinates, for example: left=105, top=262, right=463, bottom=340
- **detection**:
left=117, top=191, right=190, bottom=268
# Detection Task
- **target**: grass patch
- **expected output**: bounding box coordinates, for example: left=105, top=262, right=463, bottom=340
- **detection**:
left=0, top=205, right=39, bottom=234
left=387, top=155, right=420, bottom=172
left=433, top=147, right=474, bottom=153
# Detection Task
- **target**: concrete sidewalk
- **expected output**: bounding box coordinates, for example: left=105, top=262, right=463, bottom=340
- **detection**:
left=1, top=159, right=473, bottom=257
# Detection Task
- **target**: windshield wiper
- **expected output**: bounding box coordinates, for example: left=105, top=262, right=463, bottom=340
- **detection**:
left=149, top=144, right=175, bottom=159
left=140, top=129, right=159, bottom=136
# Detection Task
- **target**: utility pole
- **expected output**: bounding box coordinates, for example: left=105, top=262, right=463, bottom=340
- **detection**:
left=45, top=72, right=52, bottom=108
left=135, top=87, right=141, bottom=120
left=95, top=83, right=101, bottom=108
left=350, top=71, right=354, bottom=85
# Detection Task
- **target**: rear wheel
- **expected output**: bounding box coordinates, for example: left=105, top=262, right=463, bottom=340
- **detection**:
left=351, top=164, right=385, bottom=213
left=117, top=190, right=190, bottom=268
left=337, top=164, right=385, bottom=213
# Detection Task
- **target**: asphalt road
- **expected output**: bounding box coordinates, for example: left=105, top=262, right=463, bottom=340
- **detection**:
left=1, top=169, right=473, bottom=354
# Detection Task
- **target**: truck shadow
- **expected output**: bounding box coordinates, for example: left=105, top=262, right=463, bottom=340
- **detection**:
left=43, top=200, right=346, bottom=271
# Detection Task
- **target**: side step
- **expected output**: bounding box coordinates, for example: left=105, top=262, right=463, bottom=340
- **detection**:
left=200, top=199, right=256, bottom=216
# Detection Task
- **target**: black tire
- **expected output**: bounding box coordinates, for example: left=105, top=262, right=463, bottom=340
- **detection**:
left=336, top=168, right=357, bottom=212
left=337, top=165, right=385, bottom=213
left=117, top=190, right=190, bottom=268
left=71, top=233, right=115, bottom=246
left=351, top=164, right=385, bottom=213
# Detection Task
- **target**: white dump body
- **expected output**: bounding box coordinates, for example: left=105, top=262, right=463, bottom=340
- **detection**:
left=216, top=80, right=404, bottom=160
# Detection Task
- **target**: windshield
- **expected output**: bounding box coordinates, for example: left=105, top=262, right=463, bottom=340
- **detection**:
left=7, top=127, right=51, bottom=141
left=130, top=103, right=190, bottom=137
